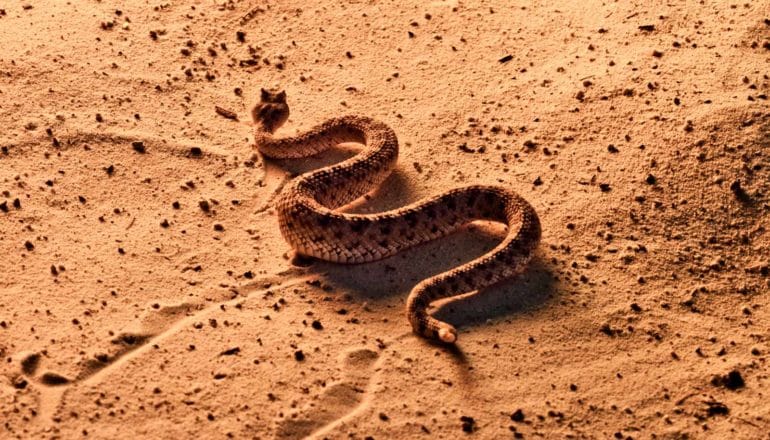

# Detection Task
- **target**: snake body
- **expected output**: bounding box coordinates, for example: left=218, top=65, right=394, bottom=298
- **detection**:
left=253, top=89, right=541, bottom=343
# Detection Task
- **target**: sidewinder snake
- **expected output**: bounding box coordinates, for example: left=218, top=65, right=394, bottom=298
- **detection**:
left=253, top=89, right=541, bottom=344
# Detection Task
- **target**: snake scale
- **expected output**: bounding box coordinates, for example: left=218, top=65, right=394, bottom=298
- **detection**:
left=252, top=89, right=541, bottom=344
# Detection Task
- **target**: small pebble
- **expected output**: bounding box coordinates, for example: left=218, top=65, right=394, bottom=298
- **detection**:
left=460, top=415, right=476, bottom=433
left=40, top=372, right=70, bottom=386
left=510, top=409, right=525, bottom=422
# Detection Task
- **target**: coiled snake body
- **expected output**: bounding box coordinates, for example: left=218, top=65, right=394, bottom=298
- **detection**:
left=253, top=89, right=541, bottom=343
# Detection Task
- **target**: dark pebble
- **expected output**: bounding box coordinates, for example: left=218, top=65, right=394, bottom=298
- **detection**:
left=730, top=180, right=751, bottom=202
left=311, top=320, right=323, bottom=330
left=199, top=200, right=210, bottom=212
left=189, top=147, right=202, bottom=157
left=40, top=372, right=70, bottom=386
left=712, top=370, right=745, bottom=390
left=24, top=241, right=34, bottom=251
left=294, top=350, right=305, bottom=361
left=510, top=409, right=525, bottom=422
left=706, top=401, right=729, bottom=416
left=460, top=415, right=476, bottom=433
left=12, top=377, right=28, bottom=389
left=498, top=54, right=513, bottom=63
left=20, top=352, right=40, bottom=375
left=458, top=143, right=475, bottom=153
left=0, top=201, right=7, bottom=212
left=132, top=141, right=146, bottom=153
left=219, top=347, right=240, bottom=356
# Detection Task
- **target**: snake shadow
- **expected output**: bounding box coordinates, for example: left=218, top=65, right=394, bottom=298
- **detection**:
left=310, top=220, right=558, bottom=331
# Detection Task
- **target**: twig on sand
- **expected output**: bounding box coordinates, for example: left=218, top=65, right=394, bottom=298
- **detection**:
left=215, top=106, right=239, bottom=121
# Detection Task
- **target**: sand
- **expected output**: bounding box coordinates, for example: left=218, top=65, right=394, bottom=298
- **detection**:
left=1, top=1, right=769, bottom=438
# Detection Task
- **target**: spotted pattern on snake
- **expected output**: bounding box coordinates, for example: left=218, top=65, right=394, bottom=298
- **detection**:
left=253, top=89, right=541, bottom=344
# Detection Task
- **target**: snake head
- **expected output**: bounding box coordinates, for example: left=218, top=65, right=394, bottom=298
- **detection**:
left=252, top=88, right=289, bottom=133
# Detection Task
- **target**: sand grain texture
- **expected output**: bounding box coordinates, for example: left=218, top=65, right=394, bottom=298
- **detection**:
left=1, top=1, right=769, bottom=439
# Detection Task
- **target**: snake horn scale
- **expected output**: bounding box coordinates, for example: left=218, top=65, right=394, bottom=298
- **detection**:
left=253, top=89, right=541, bottom=344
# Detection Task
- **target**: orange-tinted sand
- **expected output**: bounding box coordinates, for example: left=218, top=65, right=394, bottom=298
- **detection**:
left=1, top=1, right=769, bottom=438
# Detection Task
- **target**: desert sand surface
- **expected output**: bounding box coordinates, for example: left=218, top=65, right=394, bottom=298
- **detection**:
left=1, top=1, right=769, bottom=439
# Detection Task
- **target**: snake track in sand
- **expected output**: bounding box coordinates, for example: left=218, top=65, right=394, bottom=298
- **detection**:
left=253, top=89, right=541, bottom=343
